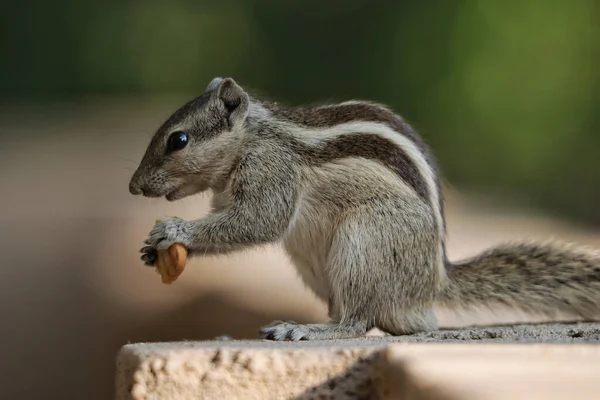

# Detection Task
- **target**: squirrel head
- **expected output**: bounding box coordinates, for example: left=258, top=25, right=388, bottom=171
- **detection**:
left=129, top=77, right=250, bottom=201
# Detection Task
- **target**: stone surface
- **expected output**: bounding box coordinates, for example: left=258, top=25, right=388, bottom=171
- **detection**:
left=377, top=343, right=600, bottom=400
left=116, top=322, right=600, bottom=399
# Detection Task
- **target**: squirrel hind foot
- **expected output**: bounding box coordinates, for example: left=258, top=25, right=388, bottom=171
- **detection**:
left=259, top=321, right=368, bottom=341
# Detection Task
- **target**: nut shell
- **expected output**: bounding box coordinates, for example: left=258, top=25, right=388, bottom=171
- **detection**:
left=155, top=243, right=188, bottom=284
left=152, top=218, right=188, bottom=284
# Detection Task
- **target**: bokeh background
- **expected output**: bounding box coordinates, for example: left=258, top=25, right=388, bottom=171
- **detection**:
left=1, top=1, right=600, bottom=398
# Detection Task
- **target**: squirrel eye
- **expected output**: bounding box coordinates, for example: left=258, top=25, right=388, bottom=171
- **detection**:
left=167, top=131, right=188, bottom=153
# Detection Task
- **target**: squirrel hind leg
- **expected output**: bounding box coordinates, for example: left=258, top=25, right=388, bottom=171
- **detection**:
left=258, top=310, right=437, bottom=341
left=377, top=308, right=438, bottom=336
left=259, top=320, right=369, bottom=341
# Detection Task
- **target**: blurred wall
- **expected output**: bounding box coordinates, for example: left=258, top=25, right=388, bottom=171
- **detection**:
left=1, top=1, right=600, bottom=399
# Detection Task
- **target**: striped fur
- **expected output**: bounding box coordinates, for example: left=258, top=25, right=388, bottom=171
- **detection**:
left=129, top=77, right=600, bottom=341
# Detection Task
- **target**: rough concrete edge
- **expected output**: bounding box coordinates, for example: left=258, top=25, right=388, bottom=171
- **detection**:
left=116, top=343, right=389, bottom=400
left=116, top=345, right=144, bottom=400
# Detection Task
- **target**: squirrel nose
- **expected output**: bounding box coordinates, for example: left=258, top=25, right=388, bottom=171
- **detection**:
left=129, top=180, right=143, bottom=196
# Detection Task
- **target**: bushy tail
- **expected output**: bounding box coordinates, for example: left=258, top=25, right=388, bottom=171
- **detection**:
left=439, top=241, right=600, bottom=319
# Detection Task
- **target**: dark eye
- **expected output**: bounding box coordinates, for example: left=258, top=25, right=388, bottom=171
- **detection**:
left=167, top=131, right=188, bottom=153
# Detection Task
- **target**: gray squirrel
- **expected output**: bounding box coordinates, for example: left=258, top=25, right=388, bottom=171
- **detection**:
left=129, top=77, right=600, bottom=341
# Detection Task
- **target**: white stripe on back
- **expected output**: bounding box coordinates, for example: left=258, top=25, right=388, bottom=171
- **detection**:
left=293, top=120, right=444, bottom=237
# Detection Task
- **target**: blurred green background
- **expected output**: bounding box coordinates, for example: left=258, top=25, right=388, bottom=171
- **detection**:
left=2, top=0, right=600, bottom=224
left=2, top=2, right=600, bottom=399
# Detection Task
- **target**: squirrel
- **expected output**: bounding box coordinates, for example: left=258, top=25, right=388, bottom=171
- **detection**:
left=129, top=77, right=600, bottom=341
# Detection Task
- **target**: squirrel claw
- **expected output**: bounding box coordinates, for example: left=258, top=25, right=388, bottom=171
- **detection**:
left=140, top=246, right=158, bottom=266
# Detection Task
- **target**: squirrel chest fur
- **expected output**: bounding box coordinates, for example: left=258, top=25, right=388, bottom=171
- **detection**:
left=129, top=77, right=600, bottom=340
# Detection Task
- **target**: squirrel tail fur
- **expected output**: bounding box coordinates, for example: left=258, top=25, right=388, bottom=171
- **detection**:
left=439, top=241, right=600, bottom=319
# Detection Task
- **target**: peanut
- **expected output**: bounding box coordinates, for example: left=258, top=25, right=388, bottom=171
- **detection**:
left=153, top=219, right=188, bottom=284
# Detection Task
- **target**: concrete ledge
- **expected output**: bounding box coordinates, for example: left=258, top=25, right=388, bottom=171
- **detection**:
left=116, top=322, right=600, bottom=400
left=117, top=341, right=382, bottom=399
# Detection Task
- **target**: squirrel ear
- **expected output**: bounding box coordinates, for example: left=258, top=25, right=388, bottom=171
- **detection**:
left=206, top=77, right=223, bottom=92
left=213, top=78, right=249, bottom=128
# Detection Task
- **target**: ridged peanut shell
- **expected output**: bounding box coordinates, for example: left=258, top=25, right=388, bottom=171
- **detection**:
left=155, top=243, right=188, bottom=284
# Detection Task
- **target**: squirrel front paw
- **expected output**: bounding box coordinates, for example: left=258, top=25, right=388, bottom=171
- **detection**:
left=140, top=245, right=158, bottom=266
left=145, top=217, right=194, bottom=250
